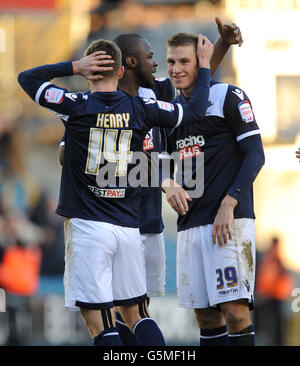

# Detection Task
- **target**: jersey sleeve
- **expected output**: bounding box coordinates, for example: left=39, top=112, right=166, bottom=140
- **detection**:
left=18, top=62, right=86, bottom=123
left=223, top=86, right=265, bottom=201
left=139, top=97, right=183, bottom=130
left=141, top=68, right=210, bottom=130
left=36, top=85, right=87, bottom=122
left=223, top=86, right=260, bottom=142
left=153, top=77, right=175, bottom=102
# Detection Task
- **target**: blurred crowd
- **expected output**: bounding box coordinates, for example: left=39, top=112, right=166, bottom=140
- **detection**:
left=0, top=118, right=65, bottom=344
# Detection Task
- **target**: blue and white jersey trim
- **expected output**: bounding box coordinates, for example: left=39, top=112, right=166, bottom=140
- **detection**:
left=35, top=81, right=52, bottom=103
left=236, top=129, right=260, bottom=142
left=175, top=104, right=183, bottom=128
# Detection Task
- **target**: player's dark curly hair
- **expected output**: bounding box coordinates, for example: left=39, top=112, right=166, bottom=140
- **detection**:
left=84, top=39, right=122, bottom=77
left=113, top=33, right=145, bottom=68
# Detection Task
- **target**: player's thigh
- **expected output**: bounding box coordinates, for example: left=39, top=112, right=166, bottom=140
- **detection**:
left=141, top=232, right=166, bottom=297
left=64, top=218, right=117, bottom=310
left=203, top=218, right=256, bottom=308
left=176, top=227, right=209, bottom=308
left=112, top=226, right=147, bottom=303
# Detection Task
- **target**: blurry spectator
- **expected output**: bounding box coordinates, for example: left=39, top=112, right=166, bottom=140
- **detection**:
left=0, top=120, right=62, bottom=344
left=0, top=120, right=43, bottom=289
left=38, top=195, right=65, bottom=276
left=255, top=237, right=295, bottom=345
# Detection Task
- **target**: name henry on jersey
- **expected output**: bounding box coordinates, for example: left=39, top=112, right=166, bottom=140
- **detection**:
left=96, top=113, right=130, bottom=128
left=176, top=135, right=205, bottom=160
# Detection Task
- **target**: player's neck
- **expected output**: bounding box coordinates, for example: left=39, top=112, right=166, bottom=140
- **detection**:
left=90, top=79, right=118, bottom=93
left=118, top=72, right=139, bottom=96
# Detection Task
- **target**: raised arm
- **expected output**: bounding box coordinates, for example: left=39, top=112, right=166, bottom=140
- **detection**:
left=18, top=52, right=114, bottom=101
left=179, top=35, right=214, bottom=124
left=144, top=34, right=213, bottom=130
left=18, top=52, right=115, bottom=121
left=210, top=17, right=243, bottom=75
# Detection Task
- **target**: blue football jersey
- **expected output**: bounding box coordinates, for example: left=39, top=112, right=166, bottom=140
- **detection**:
left=165, top=80, right=263, bottom=232
left=59, top=78, right=174, bottom=233
left=18, top=62, right=210, bottom=228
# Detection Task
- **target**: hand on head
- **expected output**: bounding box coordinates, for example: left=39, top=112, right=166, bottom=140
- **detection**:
left=197, top=34, right=214, bottom=69
left=73, top=51, right=114, bottom=81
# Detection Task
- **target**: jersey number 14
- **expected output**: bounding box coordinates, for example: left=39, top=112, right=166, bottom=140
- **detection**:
left=85, top=128, right=133, bottom=176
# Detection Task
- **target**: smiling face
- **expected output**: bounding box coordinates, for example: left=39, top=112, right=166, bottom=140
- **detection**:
left=135, top=38, right=158, bottom=88
left=166, top=44, right=198, bottom=98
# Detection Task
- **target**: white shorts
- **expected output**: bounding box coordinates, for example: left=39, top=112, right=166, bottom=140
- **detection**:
left=140, top=233, right=166, bottom=297
left=64, top=218, right=147, bottom=311
left=176, top=218, right=256, bottom=309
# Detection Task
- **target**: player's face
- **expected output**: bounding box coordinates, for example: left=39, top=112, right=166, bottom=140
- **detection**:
left=166, top=44, right=198, bottom=98
left=135, top=39, right=158, bottom=89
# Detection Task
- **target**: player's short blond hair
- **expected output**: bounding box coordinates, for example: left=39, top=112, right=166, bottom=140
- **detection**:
left=166, top=32, right=198, bottom=51
left=84, top=39, right=122, bottom=78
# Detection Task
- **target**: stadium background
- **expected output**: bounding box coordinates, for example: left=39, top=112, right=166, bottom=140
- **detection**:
left=1, top=0, right=300, bottom=346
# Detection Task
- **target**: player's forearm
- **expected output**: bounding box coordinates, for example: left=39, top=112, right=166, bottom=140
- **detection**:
left=227, top=136, right=265, bottom=201
left=220, top=194, right=238, bottom=210
left=18, top=62, right=73, bottom=100
left=181, top=68, right=210, bottom=123
left=160, top=156, right=174, bottom=193
left=210, top=36, right=230, bottom=76
left=161, top=178, right=175, bottom=193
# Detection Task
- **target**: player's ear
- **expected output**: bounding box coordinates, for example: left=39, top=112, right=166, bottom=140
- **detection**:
left=124, top=55, right=137, bottom=69
left=118, top=65, right=125, bottom=80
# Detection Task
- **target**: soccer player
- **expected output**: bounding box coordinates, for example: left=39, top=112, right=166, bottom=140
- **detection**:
left=112, top=24, right=242, bottom=345
left=58, top=18, right=244, bottom=346
left=18, top=36, right=214, bottom=346
left=161, top=32, right=265, bottom=346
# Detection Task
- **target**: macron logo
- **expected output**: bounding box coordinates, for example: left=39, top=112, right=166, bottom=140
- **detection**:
left=65, top=93, right=78, bottom=102
left=232, top=89, right=244, bottom=100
